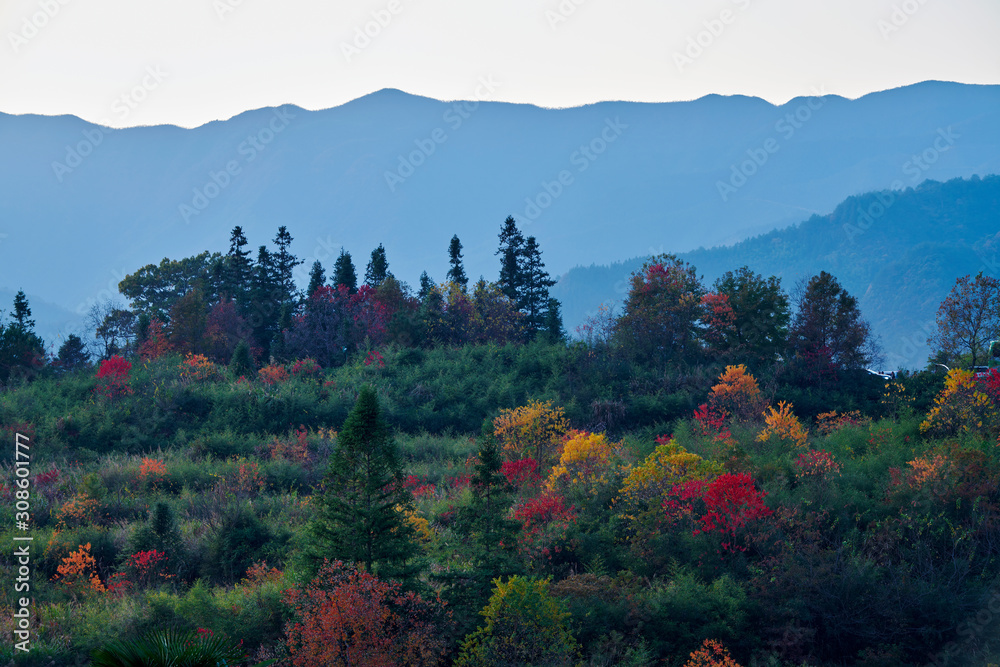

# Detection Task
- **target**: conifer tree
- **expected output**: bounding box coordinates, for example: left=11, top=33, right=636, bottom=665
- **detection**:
left=333, top=248, right=358, bottom=294
left=225, top=226, right=253, bottom=310
left=418, top=271, right=434, bottom=300
left=250, top=246, right=280, bottom=354
left=520, top=236, right=556, bottom=334
left=56, top=334, right=91, bottom=371
left=229, top=339, right=254, bottom=378
left=447, top=235, right=469, bottom=291
left=306, top=260, right=325, bottom=299
left=273, top=225, right=303, bottom=306
left=307, top=387, right=418, bottom=581
left=544, top=298, right=565, bottom=344
left=12, top=290, right=34, bottom=331
left=365, top=244, right=390, bottom=288
left=496, top=216, right=525, bottom=304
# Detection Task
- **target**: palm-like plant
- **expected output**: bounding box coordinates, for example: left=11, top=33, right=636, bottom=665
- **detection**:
left=90, top=629, right=276, bottom=667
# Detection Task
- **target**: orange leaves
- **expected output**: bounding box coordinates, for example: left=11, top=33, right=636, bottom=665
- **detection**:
left=757, top=401, right=808, bottom=449
left=179, top=353, right=219, bottom=382
left=493, top=400, right=569, bottom=469
left=52, top=543, right=105, bottom=598
left=258, top=363, right=290, bottom=386
left=283, top=560, right=448, bottom=667
left=54, top=493, right=99, bottom=529
left=684, top=639, right=743, bottom=667
left=138, top=457, right=168, bottom=488
left=920, top=368, right=996, bottom=436
left=708, top=364, right=764, bottom=421
left=815, top=410, right=866, bottom=435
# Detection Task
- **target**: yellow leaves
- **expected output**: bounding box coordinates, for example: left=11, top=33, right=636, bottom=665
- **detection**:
left=757, top=401, right=808, bottom=448
left=493, top=400, right=570, bottom=469
left=615, top=437, right=719, bottom=520
left=546, top=430, right=624, bottom=494
left=920, top=368, right=997, bottom=436
left=397, top=505, right=433, bottom=543
left=907, top=454, right=951, bottom=488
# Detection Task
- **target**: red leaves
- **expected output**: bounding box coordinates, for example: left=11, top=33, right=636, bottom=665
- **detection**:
left=501, top=457, right=541, bottom=488
left=94, top=355, right=132, bottom=399
left=664, top=473, right=772, bottom=552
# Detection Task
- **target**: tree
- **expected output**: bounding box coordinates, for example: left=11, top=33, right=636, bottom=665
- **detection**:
left=249, top=245, right=281, bottom=355
left=273, top=225, right=303, bottom=306
left=614, top=254, right=705, bottom=367
left=712, top=267, right=790, bottom=364
left=12, top=289, right=34, bottom=330
left=543, top=298, right=565, bottom=344
left=333, top=249, right=358, bottom=295
left=167, top=286, right=207, bottom=355
left=203, top=299, right=251, bottom=363
left=418, top=271, right=434, bottom=300
left=365, top=244, right=390, bottom=288
left=89, top=301, right=136, bottom=360
left=520, top=237, right=556, bottom=335
left=306, top=387, right=418, bottom=581
left=56, top=334, right=91, bottom=372
left=0, top=295, right=45, bottom=383
left=225, top=226, right=254, bottom=310
left=930, top=272, right=1000, bottom=368
left=118, top=252, right=220, bottom=316
left=306, top=260, right=326, bottom=300
left=447, top=235, right=469, bottom=290
left=787, top=271, right=877, bottom=374
left=229, top=339, right=255, bottom=378
left=454, top=576, right=579, bottom=667
left=496, top=216, right=525, bottom=304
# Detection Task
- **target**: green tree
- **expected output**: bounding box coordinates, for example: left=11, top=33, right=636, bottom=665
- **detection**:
left=455, top=576, right=579, bottom=667
left=713, top=266, right=790, bottom=364
left=225, top=226, right=254, bottom=310
left=333, top=248, right=358, bottom=294
left=520, top=236, right=556, bottom=335
left=229, top=339, right=255, bottom=378
left=418, top=271, right=434, bottom=300
left=273, top=225, right=303, bottom=306
left=788, top=270, right=877, bottom=373
left=118, top=252, right=220, bottom=317
left=12, top=289, right=34, bottom=330
left=307, top=387, right=418, bottom=581
left=306, top=260, right=325, bottom=299
left=544, top=298, right=565, bottom=344
left=497, top=216, right=525, bottom=304
left=0, top=292, right=45, bottom=382
left=931, top=271, right=1000, bottom=368
left=448, top=235, right=469, bottom=290
left=167, top=286, right=207, bottom=355
left=56, top=334, right=91, bottom=371
left=249, top=245, right=280, bottom=355
left=365, top=244, right=390, bottom=288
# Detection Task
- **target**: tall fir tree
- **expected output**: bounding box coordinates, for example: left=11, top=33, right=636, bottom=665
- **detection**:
left=273, top=225, right=303, bottom=306
left=418, top=271, right=434, bottom=300
left=544, top=297, right=565, bottom=344
left=250, top=246, right=280, bottom=355
left=520, top=236, right=556, bottom=335
left=365, top=244, right=390, bottom=288
left=225, top=226, right=253, bottom=310
left=447, top=235, right=469, bottom=290
left=497, top=216, right=526, bottom=304
left=306, top=387, right=418, bottom=582
left=332, top=248, right=358, bottom=294
left=56, top=334, right=91, bottom=371
left=12, top=290, right=34, bottom=331
left=306, top=260, right=326, bottom=300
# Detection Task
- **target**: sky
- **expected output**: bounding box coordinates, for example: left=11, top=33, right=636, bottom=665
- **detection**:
left=1, top=0, right=998, bottom=128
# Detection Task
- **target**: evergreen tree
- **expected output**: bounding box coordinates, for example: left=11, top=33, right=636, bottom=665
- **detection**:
left=249, top=246, right=280, bottom=355
left=306, top=260, right=326, bottom=299
left=307, top=387, right=418, bottom=581
left=544, top=298, right=565, bottom=344
left=418, top=271, right=434, bottom=300
left=465, top=429, right=522, bottom=588
left=225, top=226, right=253, bottom=310
left=273, top=225, right=303, bottom=306
left=365, top=244, right=390, bottom=288
left=496, top=216, right=525, bottom=303
left=229, top=339, right=255, bottom=378
left=12, top=290, right=34, bottom=331
left=447, top=235, right=469, bottom=290
left=332, top=248, right=358, bottom=294
left=713, top=266, right=790, bottom=366
left=520, top=236, right=556, bottom=334
left=56, top=334, right=91, bottom=371
left=166, top=287, right=207, bottom=355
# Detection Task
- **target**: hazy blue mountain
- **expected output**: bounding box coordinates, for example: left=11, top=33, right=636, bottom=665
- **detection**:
left=553, top=175, right=1000, bottom=369
left=0, top=81, right=998, bottom=351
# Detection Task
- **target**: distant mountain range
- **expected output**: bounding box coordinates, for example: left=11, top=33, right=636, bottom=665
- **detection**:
left=0, top=81, right=998, bottom=357
left=553, top=175, right=1000, bottom=369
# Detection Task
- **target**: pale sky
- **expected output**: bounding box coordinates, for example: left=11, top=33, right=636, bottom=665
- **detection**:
left=0, top=0, right=998, bottom=128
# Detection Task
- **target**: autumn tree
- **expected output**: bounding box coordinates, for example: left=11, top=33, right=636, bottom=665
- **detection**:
left=930, top=271, right=1000, bottom=368
left=471, top=280, right=523, bottom=344
left=712, top=267, right=790, bottom=364
left=203, top=298, right=251, bottom=363
left=365, top=244, right=390, bottom=288
left=305, top=387, right=418, bottom=582
left=615, top=254, right=705, bottom=366
left=787, top=271, right=877, bottom=377
left=493, top=400, right=570, bottom=470
left=283, top=560, right=448, bottom=667
left=447, top=235, right=469, bottom=290
left=333, top=248, right=358, bottom=294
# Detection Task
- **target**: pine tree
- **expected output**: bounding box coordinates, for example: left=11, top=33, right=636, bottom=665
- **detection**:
left=332, top=248, right=358, bottom=295
left=229, top=339, right=255, bottom=378
left=56, top=334, right=91, bottom=371
left=307, top=387, right=418, bottom=581
left=544, top=298, right=565, bottom=344
left=273, top=225, right=303, bottom=306
left=520, top=236, right=556, bottom=334
left=225, top=226, right=253, bottom=309
left=447, top=235, right=469, bottom=290
left=12, top=290, right=34, bottom=331
left=249, top=246, right=280, bottom=355
left=418, top=271, right=434, bottom=300
left=365, top=244, right=390, bottom=288
left=306, top=260, right=326, bottom=299
left=496, top=216, right=525, bottom=304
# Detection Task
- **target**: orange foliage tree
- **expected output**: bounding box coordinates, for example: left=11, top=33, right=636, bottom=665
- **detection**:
left=283, top=559, right=449, bottom=667
left=756, top=401, right=808, bottom=449
left=707, top=365, right=765, bottom=422
left=52, top=543, right=106, bottom=599
left=683, top=639, right=743, bottom=667
left=493, top=400, right=570, bottom=469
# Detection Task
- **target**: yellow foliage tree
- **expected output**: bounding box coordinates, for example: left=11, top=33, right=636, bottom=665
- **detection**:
left=757, top=401, right=808, bottom=449
left=920, top=369, right=996, bottom=437
left=493, top=400, right=570, bottom=469
left=546, top=430, right=624, bottom=496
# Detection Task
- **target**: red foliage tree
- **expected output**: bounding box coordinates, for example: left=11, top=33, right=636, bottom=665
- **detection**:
left=95, top=355, right=133, bottom=399
left=665, top=472, right=772, bottom=552
left=283, top=560, right=449, bottom=667
left=139, top=316, right=172, bottom=360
